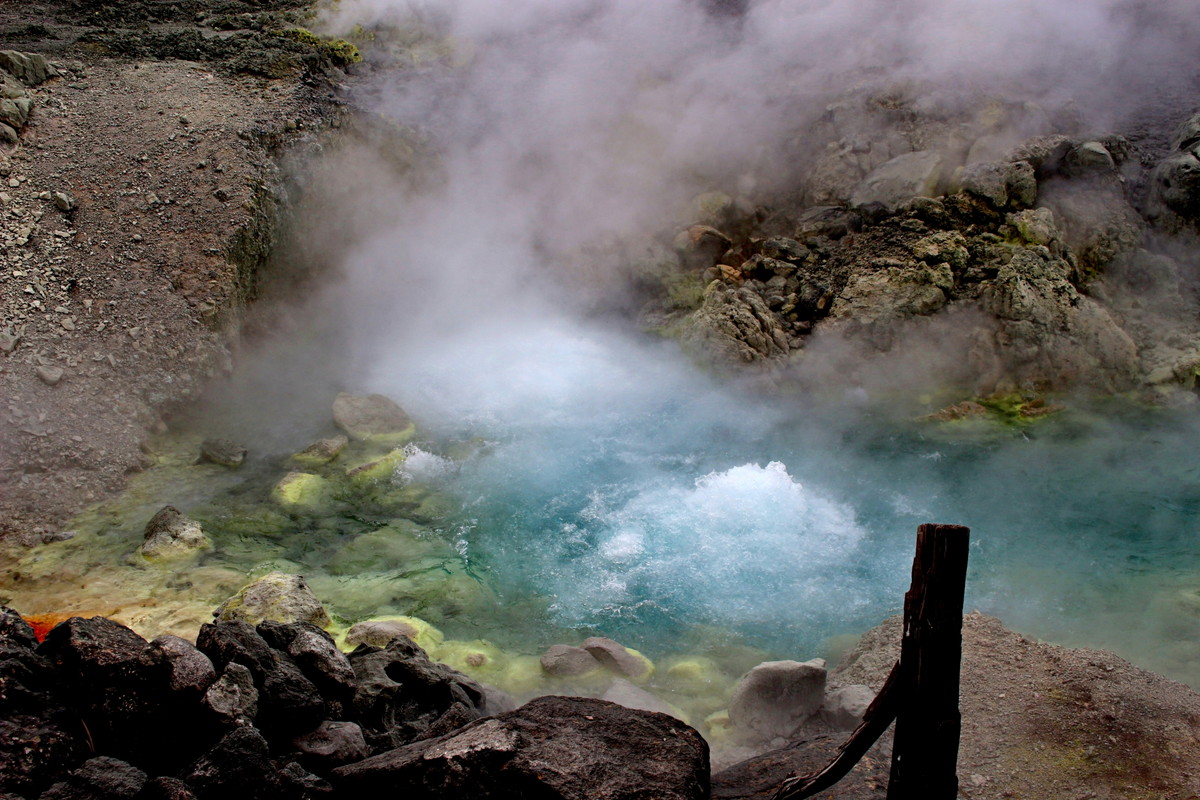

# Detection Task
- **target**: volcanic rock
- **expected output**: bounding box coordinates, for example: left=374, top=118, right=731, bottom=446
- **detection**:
left=348, top=636, right=488, bottom=753
left=293, top=720, right=369, bottom=771
left=39, top=756, right=147, bottom=800
left=183, top=727, right=282, bottom=800
left=149, top=635, right=216, bottom=696
left=332, top=695, right=710, bottom=800
left=257, top=621, right=356, bottom=707
left=202, top=662, right=258, bottom=727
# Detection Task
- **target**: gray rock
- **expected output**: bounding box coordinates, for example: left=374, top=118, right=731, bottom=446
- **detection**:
left=52, top=191, right=75, bottom=213
left=138, top=506, right=211, bottom=562
left=850, top=150, right=944, bottom=212
left=0, top=123, right=15, bottom=145
left=0, top=97, right=31, bottom=130
left=602, top=679, right=681, bottom=719
left=332, top=392, right=413, bottom=441
left=1065, top=141, right=1115, bottom=175
left=0, top=51, right=59, bottom=86
left=294, top=721, right=370, bottom=770
left=961, top=161, right=1037, bottom=208
left=332, top=696, right=709, bottom=800
left=729, top=659, right=827, bottom=742
left=540, top=644, right=602, bottom=677
left=820, top=684, right=876, bottom=730
left=197, top=438, right=247, bottom=468
left=36, top=365, right=63, bottom=386
left=150, top=635, right=216, bottom=696
left=203, top=663, right=258, bottom=726
left=582, top=637, right=653, bottom=680
left=214, top=572, right=332, bottom=628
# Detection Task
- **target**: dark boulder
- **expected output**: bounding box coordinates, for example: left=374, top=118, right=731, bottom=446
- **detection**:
left=36, top=618, right=169, bottom=765
left=149, top=635, right=216, bottom=697
left=257, top=622, right=356, bottom=709
left=38, top=756, right=147, bottom=800
left=0, top=714, right=84, bottom=797
left=292, top=721, right=369, bottom=772
left=138, top=777, right=197, bottom=800
left=258, top=657, right=326, bottom=736
left=183, top=727, right=282, bottom=800
left=348, top=637, right=488, bottom=753
left=332, top=695, right=710, bottom=800
left=195, top=622, right=277, bottom=683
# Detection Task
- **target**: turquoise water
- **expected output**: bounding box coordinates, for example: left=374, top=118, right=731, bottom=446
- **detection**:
left=325, top=318, right=1200, bottom=685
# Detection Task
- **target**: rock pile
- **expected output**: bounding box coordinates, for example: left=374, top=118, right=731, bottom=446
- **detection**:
left=0, top=608, right=711, bottom=800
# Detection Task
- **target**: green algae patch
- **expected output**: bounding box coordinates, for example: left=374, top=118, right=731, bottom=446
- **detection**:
left=271, top=472, right=332, bottom=512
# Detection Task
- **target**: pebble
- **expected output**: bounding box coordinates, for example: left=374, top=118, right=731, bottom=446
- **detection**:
left=53, top=191, right=76, bottom=212
left=0, top=332, right=18, bottom=353
left=36, top=365, right=64, bottom=386
left=7, top=178, right=19, bottom=188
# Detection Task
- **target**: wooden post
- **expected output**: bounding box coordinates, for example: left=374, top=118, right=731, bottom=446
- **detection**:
left=886, top=523, right=970, bottom=800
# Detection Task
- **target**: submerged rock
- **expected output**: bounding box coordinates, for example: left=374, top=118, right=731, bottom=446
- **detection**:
left=291, top=435, right=349, bottom=466
left=138, top=506, right=212, bottom=562
left=582, top=637, right=656, bottom=682
left=332, top=695, right=710, bottom=800
left=197, top=438, right=247, bottom=468
left=344, top=616, right=445, bottom=653
left=540, top=644, right=602, bottom=678
left=213, top=573, right=332, bottom=629
left=270, top=471, right=331, bottom=512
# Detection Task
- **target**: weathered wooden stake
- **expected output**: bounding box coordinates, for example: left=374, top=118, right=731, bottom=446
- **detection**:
left=886, top=523, right=970, bottom=799
left=771, top=523, right=970, bottom=800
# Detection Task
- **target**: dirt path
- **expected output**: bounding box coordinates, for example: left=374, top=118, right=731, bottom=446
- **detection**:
left=0, top=1, right=341, bottom=544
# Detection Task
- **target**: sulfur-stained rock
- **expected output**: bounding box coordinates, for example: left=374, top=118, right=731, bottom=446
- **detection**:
left=291, top=435, right=349, bottom=466
left=343, top=616, right=445, bottom=653
left=138, top=506, right=212, bottom=562
left=270, top=472, right=331, bottom=512
left=213, top=573, right=331, bottom=629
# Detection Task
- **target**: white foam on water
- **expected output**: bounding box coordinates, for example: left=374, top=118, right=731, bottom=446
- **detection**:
left=539, top=461, right=870, bottom=632
left=395, top=444, right=458, bottom=485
